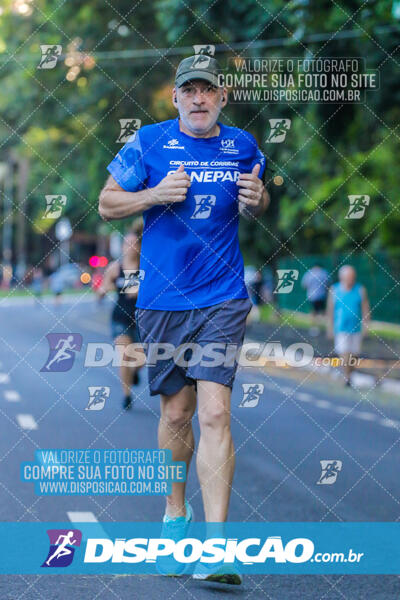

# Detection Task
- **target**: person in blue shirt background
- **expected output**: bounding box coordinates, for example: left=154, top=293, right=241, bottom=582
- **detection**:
left=99, top=54, right=269, bottom=584
left=327, top=265, right=370, bottom=387
left=301, top=264, right=330, bottom=336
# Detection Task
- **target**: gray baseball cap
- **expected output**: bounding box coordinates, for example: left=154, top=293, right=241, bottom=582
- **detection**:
left=175, top=55, right=221, bottom=88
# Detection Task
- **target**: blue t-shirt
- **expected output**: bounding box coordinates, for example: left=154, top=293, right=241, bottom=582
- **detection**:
left=333, top=282, right=363, bottom=333
left=301, top=267, right=329, bottom=301
left=107, top=118, right=266, bottom=310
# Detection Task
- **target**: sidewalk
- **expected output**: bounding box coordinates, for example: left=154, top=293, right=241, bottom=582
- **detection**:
left=246, top=315, right=400, bottom=394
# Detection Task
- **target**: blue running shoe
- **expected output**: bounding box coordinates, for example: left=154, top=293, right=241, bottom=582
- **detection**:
left=156, top=500, right=193, bottom=577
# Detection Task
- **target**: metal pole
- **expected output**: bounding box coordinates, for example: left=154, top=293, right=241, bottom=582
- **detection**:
left=2, top=163, right=13, bottom=288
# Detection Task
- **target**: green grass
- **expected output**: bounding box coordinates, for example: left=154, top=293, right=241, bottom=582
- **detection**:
left=259, top=305, right=400, bottom=342
left=0, top=288, right=93, bottom=298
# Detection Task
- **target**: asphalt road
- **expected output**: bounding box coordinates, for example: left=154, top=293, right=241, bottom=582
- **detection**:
left=0, top=294, right=399, bottom=599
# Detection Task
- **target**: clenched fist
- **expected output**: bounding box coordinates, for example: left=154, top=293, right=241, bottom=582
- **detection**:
left=236, top=163, right=264, bottom=209
left=148, top=164, right=191, bottom=206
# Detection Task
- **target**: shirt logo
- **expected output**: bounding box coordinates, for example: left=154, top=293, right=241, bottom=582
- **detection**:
left=163, top=139, right=185, bottom=149
left=191, top=195, right=216, bottom=219
left=219, top=138, right=239, bottom=154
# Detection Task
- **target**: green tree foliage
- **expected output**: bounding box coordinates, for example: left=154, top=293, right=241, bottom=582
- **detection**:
left=0, top=0, right=399, bottom=266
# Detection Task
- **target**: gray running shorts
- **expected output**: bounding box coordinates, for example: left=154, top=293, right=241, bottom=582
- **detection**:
left=135, top=298, right=252, bottom=396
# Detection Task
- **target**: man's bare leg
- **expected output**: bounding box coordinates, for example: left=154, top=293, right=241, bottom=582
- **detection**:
left=115, top=335, right=134, bottom=397
left=159, top=385, right=196, bottom=518
left=196, top=381, right=234, bottom=522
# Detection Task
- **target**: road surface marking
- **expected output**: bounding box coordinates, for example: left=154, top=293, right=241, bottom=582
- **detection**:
left=296, top=392, right=313, bottom=402
left=263, top=382, right=277, bottom=390
left=4, top=390, right=20, bottom=402
left=332, top=405, right=351, bottom=414
left=16, top=414, right=38, bottom=430
left=354, top=411, right=376, bottom=421
left=67, top=511, right=109, bottom=540
left=380, top=418, right=400, bottom=429
left=280, top=386, right=294, bottom=395
left=0, top=373, right=10, bottom=384
left=315, top=399, right=332, bottom=409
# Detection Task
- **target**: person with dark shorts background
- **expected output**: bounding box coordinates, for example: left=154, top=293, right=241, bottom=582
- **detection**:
left=301, top=263, right=329, bottom=336
left=97, top=220, right=143, bottom=409
left=99, top=54, right=269, bottom=584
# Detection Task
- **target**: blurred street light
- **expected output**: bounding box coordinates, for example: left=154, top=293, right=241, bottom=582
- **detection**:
left=12, top=0, right=33, bottom=16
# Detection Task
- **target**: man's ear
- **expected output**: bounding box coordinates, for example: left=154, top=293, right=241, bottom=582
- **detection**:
left=220, top=87, right=228, bottom=108
left=172, top=87, right=178, bottom=107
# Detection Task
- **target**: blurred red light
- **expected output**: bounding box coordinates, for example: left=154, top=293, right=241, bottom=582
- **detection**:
left=98, top=256, right=108, bottom=268
left=89, top=255, right=100, bottom=267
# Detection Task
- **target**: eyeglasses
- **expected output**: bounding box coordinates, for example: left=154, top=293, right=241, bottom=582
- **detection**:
left=179, top=84, right=218, bottom=98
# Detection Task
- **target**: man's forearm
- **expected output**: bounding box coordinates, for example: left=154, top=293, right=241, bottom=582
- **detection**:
left=99, top=187, right=152, bottom=220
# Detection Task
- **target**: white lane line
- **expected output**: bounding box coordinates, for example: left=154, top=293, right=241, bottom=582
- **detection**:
left=4, top=390, right=20, bottom=402
left=332, top=405, right=351, bottom=415
left=263, top=382, right=277, bottom=390
left=296, top=392, right=313, bottom=402
left=0, top=373, right=10, bottom=384
left=315, top=399, right=332, bottom=409
left=353, top=411, right=377, bottom=421
left=16, top=414, right=38, bottom=430
left=380, top=418, right=400, bottom=429
left=280, top=386, right=294, bottom=395
left=67, top=511, right=109, bottom=540
left=67, top=511, right=99, bottom=522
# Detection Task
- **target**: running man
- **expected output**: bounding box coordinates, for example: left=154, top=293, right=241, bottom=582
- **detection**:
left=45, top=531, right=77, bottom=566
left=97, top=221, right=144, bottom=409
left=327, top=265, right=370, bottom=386
left=45, top=335, right=77, bottom=371
left=99, top=55, right=269, bottom=584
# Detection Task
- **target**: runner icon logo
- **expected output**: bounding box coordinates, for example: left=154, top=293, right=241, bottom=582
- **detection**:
left=192, top=44, right=215, bottom=57
left=41, top=333, right=83, bottom=372
left=345, top=195, right=370, bottom=219
left=266, top=119, right=291, bottom=143
left=86, top=386, right=110, bottom=410
left=191, top=54, right=211, bottom=69
left=117, top=119, right=141, bottom=144
left=274, top=270, right=299, bottom=294
left=41, top=529, right=82, bottom=567
left=43, top=195, right=67, bottom=219
left=317, top=460, right=343, bottom=485
left=38, top=45, right=62, bottom=69
left=120, top=270, right=145, bottom=293
left=191, top=195, right=216, bottom=219
left=239, top=383, right=264, bottom=407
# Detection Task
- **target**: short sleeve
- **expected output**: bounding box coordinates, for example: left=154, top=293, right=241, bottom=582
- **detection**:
left=106, top=131, right=148, bottom=192
left=250, top=145, right=266, bottom=180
